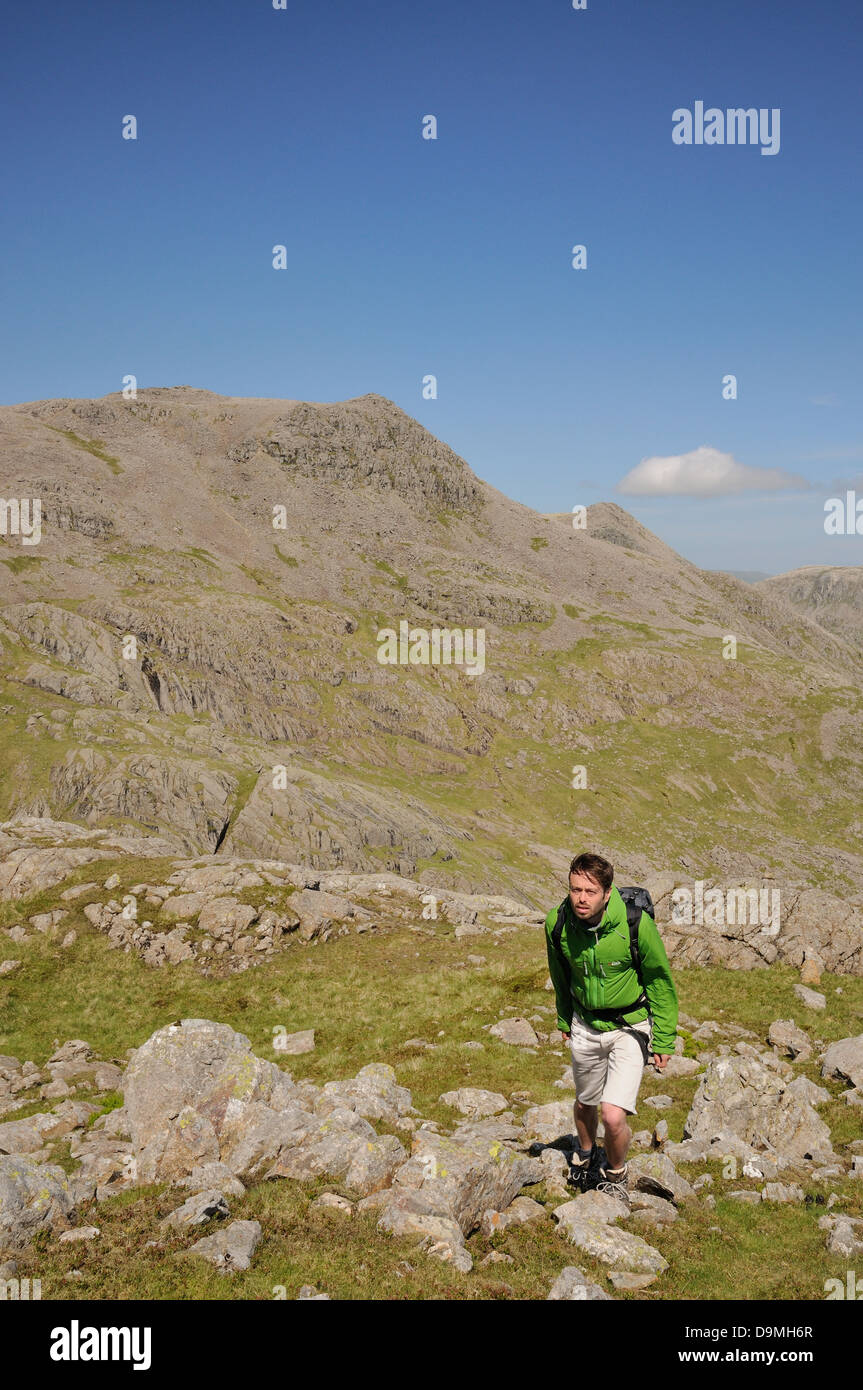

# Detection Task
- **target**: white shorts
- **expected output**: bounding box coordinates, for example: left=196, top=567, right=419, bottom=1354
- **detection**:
left=568, top=1012, right=653, bottom=1115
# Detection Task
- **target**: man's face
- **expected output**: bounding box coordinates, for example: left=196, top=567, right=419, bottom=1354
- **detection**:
left=569, top=871, right=611, bottom=921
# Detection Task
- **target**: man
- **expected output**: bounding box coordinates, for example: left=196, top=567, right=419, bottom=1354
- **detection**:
left=545, top=852, right=678, bottom=1207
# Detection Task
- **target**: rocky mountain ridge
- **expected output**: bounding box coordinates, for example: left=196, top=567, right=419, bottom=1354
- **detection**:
left=2, top=388, right=862, bottom=903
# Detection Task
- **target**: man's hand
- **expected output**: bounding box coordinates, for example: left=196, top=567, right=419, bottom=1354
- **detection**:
left=562, top=1032, right=571, bottom=1042
left=651, top=1053, right=670, bottom=1070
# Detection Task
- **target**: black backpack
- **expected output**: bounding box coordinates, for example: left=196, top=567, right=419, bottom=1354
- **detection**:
left=551, top=886, right=656, bottom=1063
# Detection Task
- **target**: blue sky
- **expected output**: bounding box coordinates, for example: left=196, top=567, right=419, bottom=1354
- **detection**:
left=2, top=0, right=862, bottom=573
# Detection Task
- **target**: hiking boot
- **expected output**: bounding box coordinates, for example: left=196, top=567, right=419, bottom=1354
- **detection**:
left=568, top=1144, right=601, bottom=1193
left=594, top=1162, right=631, bottom=1209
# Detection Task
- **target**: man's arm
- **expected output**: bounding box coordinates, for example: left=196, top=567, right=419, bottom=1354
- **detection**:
left=545, top=909, right=572, bottom=1035
left=638, top=913, right=678, bottom=1057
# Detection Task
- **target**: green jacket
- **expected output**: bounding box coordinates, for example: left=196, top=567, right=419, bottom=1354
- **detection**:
left=545, top=885, right=678, bottom=1055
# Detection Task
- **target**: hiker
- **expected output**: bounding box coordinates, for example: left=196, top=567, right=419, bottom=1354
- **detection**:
left=545, top=852, right=678, bottom=1207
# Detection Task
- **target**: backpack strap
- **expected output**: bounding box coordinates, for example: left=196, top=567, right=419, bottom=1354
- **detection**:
left=624, top=898, right=646, bottom=996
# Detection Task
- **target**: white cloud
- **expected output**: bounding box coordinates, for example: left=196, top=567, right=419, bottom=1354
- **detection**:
left=617, top=445, right=810, bottom=497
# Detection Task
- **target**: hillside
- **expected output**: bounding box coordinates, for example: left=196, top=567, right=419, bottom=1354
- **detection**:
left=757, top=566, right=863, bottom=654
left=1, top=388, right=863, bottom=907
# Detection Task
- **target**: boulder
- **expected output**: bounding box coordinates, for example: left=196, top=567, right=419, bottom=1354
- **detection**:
left=489, top=1018, right=539, bottom=1047
left=793, top=985, right=826, bottom=1011
left=821, top=1035, right=863, bottom=1090
left=479, top=1196, right=546, bottom=1237
left=767, top=1019, right=813, bottom=1061
left=382, top=1128, right=543, bottom=1238
left=552, top=1203, right=668, bottom=1275
left=547, top=1266, right=613, bottom=1300
left=160, top=1189, right=230, bottom=1229
left=684, top=1055, right=833, bottom=1161
left=439, top=1087, right=508, bottom=1118
left=179, top=1163, right=246, bottom=1198
left=521, top=1101, right=574, bottom=1145
left=0, top=1155, right=75, bottom=1251
left=627, top=1153, right=697, bottom=1205
left=316, top=1063, right=413, bottom=1127
left=217, top=1098, right=320, bottom=1182
left=185, top=1219, right=261, bottom=1273
left=123, top=1019, right=302, bottom=1182
left=761, top=1182, right=805, bottom=1203
left=196, top=897, right=258, bottom=938
left=273, top=1029, right=315, bottom=1056
left=661, top=1056, right=700, bottom=1078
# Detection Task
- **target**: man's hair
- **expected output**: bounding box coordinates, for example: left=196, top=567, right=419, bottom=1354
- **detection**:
left=569, top=852, right=614, bottom=893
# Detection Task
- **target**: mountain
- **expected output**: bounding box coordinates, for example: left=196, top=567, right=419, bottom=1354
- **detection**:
left=2, top=387, right=863, bottom=903
left=756, top=566, right=863, bottom=653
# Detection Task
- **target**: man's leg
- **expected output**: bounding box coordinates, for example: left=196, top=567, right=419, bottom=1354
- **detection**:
left=593, top=1022, right=652, bottom=1205
left=574, top=1099, right=598, bottom=1152
left=600, top=1101, right=631, bottom=1170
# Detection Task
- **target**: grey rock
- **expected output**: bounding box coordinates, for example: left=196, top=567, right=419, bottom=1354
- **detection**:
left=661, top=1056, right=700, bottom=1077
left=822, top=1035, right=863, bottom=1090
left=186, top=1219, right=262, bottom=1272
left=793, top=984, right=826, bottom=1010
left=489, top=1018, right=539, bottom=1047
left=768, top=1019, right=813, bottom=1061
left=273, top=1029, right=315, bottom=1056
left=316, top=1063, right=413, bottom=1127
left=58, top=1225, right=100, bottom=1243
left=521, top=1101, right=574, bottom=1144
left=784, top=1075, right=831, bottom=1106
left=123, top=1019, right=303, bottom=1182
left=608, top=1269, right=661, bottom=1290
left=761, top=1182, right=805, bottom=1203
left=552, top=1203, right=668, bottom=1275
left=160, top=1189, right=229, bottom=1229
left=424, top=1238, right=472, bottom=1273
left=627, top=1152, right=697, bottom=1205
left=310, top=1192, right=353, bottom=1216
left=383, top=1128, right=543, bottom=1238
left=826, top=1218, right=863, bottom=1257
left=479, top=1196, right=547, bottom=1237
left=684, top=1054, right=832, bottom=1161
left=179, top=1162, right=246, bottom=1198
left=547, top=1265, right=613, bottom=1300
left=0, top=1155, right=75, bottom=1251
left=439, top=1087, right=508, bottom=1118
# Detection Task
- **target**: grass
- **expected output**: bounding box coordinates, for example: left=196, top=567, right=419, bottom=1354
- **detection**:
left=44, top=426, right=123, bottom=475
left=1, top=870, right=861, bottom=1300
left=0, top=554, right=45, bottom=574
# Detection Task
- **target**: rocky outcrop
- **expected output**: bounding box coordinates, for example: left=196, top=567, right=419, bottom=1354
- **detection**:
left=683, top=1054, right=834, bottom=1160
